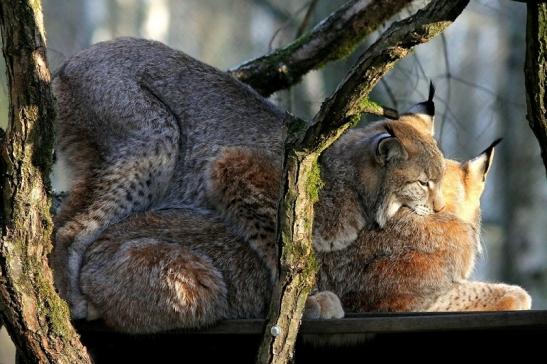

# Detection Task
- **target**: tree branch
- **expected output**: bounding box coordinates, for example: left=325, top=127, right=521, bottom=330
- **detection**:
left=257, top=0, right=470, bottom=363
left=0, top=1, right=91, bottom=363
left=229, top=0, right=413, bottom=96
left=302, top=0, right=471, bottom=153
left=524, top=1, right=547, bottom=177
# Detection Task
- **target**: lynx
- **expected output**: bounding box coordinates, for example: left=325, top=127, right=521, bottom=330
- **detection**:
left=52, top=37, right=446, bottom=318
left=318, top=140, right=531, bottom=313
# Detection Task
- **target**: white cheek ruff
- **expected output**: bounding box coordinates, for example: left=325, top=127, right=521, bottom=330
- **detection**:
left=386, top=200, right=402, bottom=219
left=411, top=205, right=432, bottom=216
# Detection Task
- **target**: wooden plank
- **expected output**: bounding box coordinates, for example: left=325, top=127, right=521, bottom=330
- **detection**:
left=76, top=310, right=547, bottom=335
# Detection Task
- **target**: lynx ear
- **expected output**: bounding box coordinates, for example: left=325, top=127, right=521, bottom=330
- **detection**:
left=372, top=132, right=408, bottom=165
left=403, top=81, right=435, bottom=135
left=466, top=138, right=501, bottom=180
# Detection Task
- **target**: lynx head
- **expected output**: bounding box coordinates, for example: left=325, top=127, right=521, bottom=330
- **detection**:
left=359, top=82, right=445, bottom=227
left=442, top=139, right=499, bottom=225
left=314, top=84, right=446, bottom=251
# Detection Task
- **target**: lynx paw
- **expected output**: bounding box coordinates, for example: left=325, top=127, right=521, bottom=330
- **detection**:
left=304, top=291, right=345, bottom=319
left=496, top=286, right=532, bottom=310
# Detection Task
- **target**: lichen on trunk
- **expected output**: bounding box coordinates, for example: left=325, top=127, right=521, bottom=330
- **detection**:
left=257, top=1, right=470, bottom=363
left=525, top=2, right=547, bottom=177
left=0, top=0, right=91, bottom=363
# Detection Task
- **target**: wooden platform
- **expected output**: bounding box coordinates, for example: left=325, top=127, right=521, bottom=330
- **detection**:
left=76, top=311, right=547, bottom=363
left=77, top=310, right=547, bottom=334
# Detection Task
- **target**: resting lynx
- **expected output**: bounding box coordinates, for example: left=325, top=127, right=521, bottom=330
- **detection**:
left=318, top=140, right=531, bottom=313
left=52, top=37, right=445, bottom=318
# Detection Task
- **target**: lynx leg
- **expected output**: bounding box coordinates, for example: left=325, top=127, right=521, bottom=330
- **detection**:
left=427, top=281, right=532, bottom=312
left=80, top=237, right=228, bottom=333
left=304, top=290, right=345, bottom=319
left=55, top=144, right=178, bottom=318
left=207, top=147, right=281, bottom=281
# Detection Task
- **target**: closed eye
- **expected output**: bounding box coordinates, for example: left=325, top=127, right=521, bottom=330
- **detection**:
left=418, top=180, right=429, bottom=187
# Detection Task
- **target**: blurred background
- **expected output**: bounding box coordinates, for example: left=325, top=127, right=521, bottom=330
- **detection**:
left=1, top=0, right=546, bottom=361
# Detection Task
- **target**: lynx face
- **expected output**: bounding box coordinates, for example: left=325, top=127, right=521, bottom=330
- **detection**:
left=361, top=119, right=445, bottom=228
left=314, top=85, right=446, bottom=251
left=392, top=173, right=444, bottom=217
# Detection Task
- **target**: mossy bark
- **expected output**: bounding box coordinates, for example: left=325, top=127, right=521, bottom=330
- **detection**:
left=256, top=151, right=320, bottom=364
left=525, top=2, right=547, bottom=177
left=229, top=0, right=413, bottom=97
left=0, top=1, right=91, bottom=363
left=257, top=1, right=470, bottom=363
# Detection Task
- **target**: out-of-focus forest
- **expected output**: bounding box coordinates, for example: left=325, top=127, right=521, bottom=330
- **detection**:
left=1, top=0, right=545, bottom=362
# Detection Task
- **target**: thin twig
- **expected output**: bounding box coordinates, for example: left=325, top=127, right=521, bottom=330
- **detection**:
left=268, top=2, right=312, bottom=51
left=295, top=0, right=320, bottom=38
left=439, top=33, right=452, bottom=144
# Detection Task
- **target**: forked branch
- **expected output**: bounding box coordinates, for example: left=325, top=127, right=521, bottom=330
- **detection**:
left=257, top=1, right=470, bottom=363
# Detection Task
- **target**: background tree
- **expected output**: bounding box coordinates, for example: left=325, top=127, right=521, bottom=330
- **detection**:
left=0, top=1, right=92, bottom=363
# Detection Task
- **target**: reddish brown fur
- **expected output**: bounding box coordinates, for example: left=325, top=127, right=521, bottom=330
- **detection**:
left=78, top=152, right=531, bottom=334
left=319, top=156, right=530, bottom=313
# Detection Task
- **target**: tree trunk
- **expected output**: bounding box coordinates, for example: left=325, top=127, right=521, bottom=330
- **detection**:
left=525, top=1, right=547, bottom=177
left=256, top=1, right=470, bottom=362
left=0, top=1, right=91, bottom=363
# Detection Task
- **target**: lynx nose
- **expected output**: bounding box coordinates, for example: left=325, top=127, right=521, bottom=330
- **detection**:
left=433, top=194, right=445, bottom=212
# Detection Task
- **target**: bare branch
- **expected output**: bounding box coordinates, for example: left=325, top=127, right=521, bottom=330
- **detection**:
left=525, top=1, right=547, bottom=176
left=301, top=0, right=471, bottom=153
left=229, top=0, right=412, bottom=96
left=257, top=1, right=470, bottom=363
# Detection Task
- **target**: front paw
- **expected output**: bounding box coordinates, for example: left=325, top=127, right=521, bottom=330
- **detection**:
left=496, top=286, right=532, bottom=310
left=304, top=291, right=345, bottom=319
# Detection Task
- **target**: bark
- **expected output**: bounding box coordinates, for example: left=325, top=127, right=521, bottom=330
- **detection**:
left=229, top=0, right=412, bottom=96
left=256, top=1, right=470, bottom=363
left=0, top=1, right=91, bottom=363
left=525, top=1, right=547, bottom=177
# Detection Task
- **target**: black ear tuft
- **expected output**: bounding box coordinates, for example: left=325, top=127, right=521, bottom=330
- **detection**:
left=404, top=81, right=435, bottom=118
left=481, top=138, right=501, bottom=177
left=481, top=138, right=502, bottom=157
left=421, top=81, right=435, bottom=116
left=467, top=138, right=501, bottom=180
left=428, top=81, right=435, bottom=103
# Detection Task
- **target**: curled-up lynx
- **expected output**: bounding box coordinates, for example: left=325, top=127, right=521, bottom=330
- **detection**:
left=74, top=84, right=450, bottom=333
left=52, top=38, right=445, bottom=318
left=319, top=140, right=531, bottom=312
left=79, top=141, right=529, bottom=334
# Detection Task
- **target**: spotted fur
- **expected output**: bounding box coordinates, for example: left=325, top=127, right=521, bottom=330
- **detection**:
left=78, top=143, right=529, bottom=334
left=52, top=37, right=447, bottom=319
